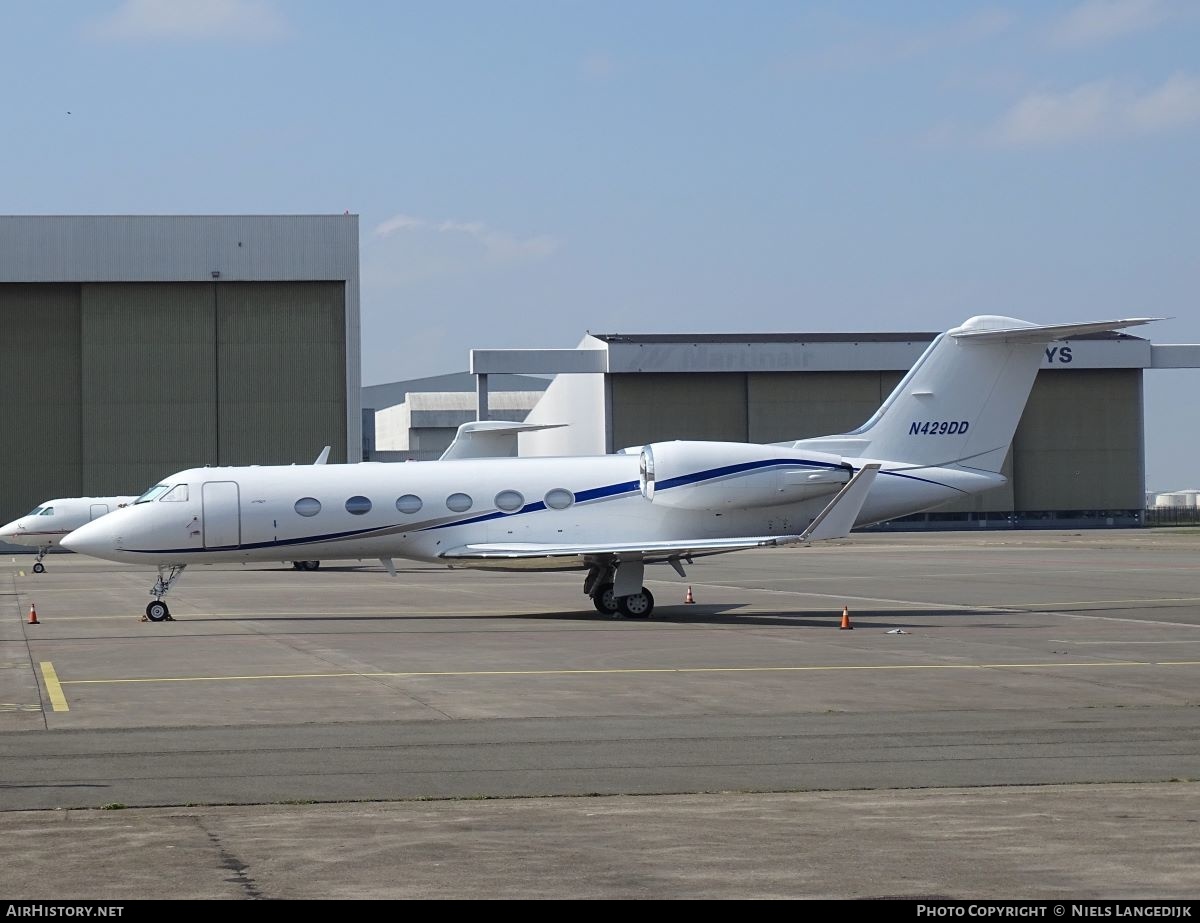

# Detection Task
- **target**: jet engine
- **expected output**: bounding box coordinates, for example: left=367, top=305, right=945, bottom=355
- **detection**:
left=638, top=441, right=852, bottom=510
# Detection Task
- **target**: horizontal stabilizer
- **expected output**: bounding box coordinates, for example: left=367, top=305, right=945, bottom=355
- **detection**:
left=440, top=420, right=566, bottom=461
left=951, top=317, right=1161, bottom=342
left=800, top=463, right=880, bottom=542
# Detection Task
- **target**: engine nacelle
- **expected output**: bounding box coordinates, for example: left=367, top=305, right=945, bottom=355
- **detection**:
left=638, top=441, right=851, bottom=511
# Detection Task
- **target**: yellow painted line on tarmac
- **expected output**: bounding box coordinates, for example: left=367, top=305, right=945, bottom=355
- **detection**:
left=39, top=662, right=69, bottom=712
left=56, top=658, right=1200, bottom=687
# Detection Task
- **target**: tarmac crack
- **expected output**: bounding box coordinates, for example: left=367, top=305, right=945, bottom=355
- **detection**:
left=8, top=572, right=48, bottom=731
left=190, top=815, right=268, bottom=900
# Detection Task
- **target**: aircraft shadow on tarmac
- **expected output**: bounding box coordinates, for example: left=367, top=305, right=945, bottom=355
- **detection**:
left=266, top=564, right=437, bottom=575
left=177, top=605, right=1014, bottom=630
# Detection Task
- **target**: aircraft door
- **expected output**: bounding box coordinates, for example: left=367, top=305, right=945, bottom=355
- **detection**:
left=202, top=481, right=241, bottom=549
left=89, top=504, right=109, bottom=521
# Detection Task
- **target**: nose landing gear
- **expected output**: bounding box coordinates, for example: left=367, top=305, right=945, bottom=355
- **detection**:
left=32, top=546, right=49, bottom=574
left=143, top=563, right=186, bottom=622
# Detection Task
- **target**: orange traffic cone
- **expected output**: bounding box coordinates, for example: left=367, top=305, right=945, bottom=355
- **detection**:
left=684, top=585, right=696, bottom=604
left=28, top=603, right=39, bottom=625
left=839, top=605, right=853, bottom=630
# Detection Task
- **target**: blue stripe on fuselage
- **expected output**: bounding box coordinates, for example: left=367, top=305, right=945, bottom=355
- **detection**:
left=654, top=458, right=842, bottom=492
left=877, top=469, right=962, bottom=492
left=123, top=456, right=938, bottom=555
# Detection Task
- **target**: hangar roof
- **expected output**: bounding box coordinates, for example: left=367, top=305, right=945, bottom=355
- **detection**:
left=588, top=330, right=1145, bottom=344
left=471, top=327, right=1195, bottom=375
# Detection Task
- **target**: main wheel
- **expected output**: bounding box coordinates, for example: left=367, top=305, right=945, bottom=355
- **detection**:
left=32, top=562, right=45, bottom=574
left=618, top=587, right=655, bottom=619
left=292, top=561, right=302, bottom=570
left=301, top=560, right=320, bottom=571
left=591, top=582, right=619, bottom=615
left=145, top=600, right=170, bottom=622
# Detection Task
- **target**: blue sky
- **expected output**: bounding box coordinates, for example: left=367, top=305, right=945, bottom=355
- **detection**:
left=2, top=1, right=1197, bottom=489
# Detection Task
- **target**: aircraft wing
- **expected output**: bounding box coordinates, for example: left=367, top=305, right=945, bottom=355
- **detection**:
left=442, top=534, right=804, bottom=562
left=441, top=464, right=880, bottom=566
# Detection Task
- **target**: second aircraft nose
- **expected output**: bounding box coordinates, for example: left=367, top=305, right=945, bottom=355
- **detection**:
left=61, top=520, right=113, bottom=557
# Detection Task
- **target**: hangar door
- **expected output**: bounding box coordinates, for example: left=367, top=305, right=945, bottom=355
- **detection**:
left=202, top=481, right=241, bottom=549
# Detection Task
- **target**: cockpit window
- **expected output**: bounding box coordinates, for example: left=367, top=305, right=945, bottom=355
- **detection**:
left=26, top=507, right=43, bottom=516
left=135, top=485, right=170, bottom=504
left=160, top=484, right=190, bottom=502
left=38, top=507, right=55, bottom=516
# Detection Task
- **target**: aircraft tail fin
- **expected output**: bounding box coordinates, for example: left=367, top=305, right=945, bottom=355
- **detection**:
left=797, top=315, right=1156, bottom=472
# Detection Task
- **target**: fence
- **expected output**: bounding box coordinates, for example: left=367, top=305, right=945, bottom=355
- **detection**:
left=1145, top=507, right=1200, bottom=527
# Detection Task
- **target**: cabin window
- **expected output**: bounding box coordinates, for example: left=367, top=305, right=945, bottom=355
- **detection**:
left=345, top=496, right=372, bottom=515
left=495, top=490, right=524, bottom=513
left=396, top=494, right=423, bottom=514
left=545, top=488, right=574, bottom=510
left=38, top=507, right=55, bottom=516
left=135, top=485, right=170, bottom=504
left=446, top=492, right=473, bottom=513
left=295, top=497, right=321, bottom=517
left=160, top=485, right=189, bottom=502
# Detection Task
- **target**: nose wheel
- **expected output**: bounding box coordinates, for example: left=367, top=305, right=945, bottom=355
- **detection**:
left=145, top=600, right=173, bottom=622
left=31, top=546, right=48, bottom=574
left=142, top=564, right=185, bottom=623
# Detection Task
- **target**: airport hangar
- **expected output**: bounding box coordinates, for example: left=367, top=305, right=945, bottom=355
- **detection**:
left=493, top=329, right=1199, bottom=530
left=2, top=212, right=1196, bottom=534
left=0, top=214, right=359, bottom=531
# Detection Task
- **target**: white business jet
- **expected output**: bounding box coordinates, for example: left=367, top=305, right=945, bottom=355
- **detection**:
left=62, top=315, right=1155, bottom=622
left=1, top=495, right=138, bottom=573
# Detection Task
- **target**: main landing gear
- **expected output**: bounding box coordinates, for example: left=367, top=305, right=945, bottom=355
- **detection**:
left=291, top=560, right=320, bottom=571
left=32, top=546, right=49, bottom=574
left=144, top=564, right=186, bottom=622
left=584, top=565, right=656, bottom=619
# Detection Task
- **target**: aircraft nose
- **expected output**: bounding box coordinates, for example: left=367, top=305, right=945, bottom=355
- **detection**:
left=61, top=519, right=115, bottom=557
left=0, top=519, right=21, bottom=541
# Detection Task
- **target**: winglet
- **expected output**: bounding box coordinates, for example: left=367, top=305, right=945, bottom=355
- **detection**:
left=800, top=464, right=880, bottom=542
left=313, top=446, right=331, bottom=465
